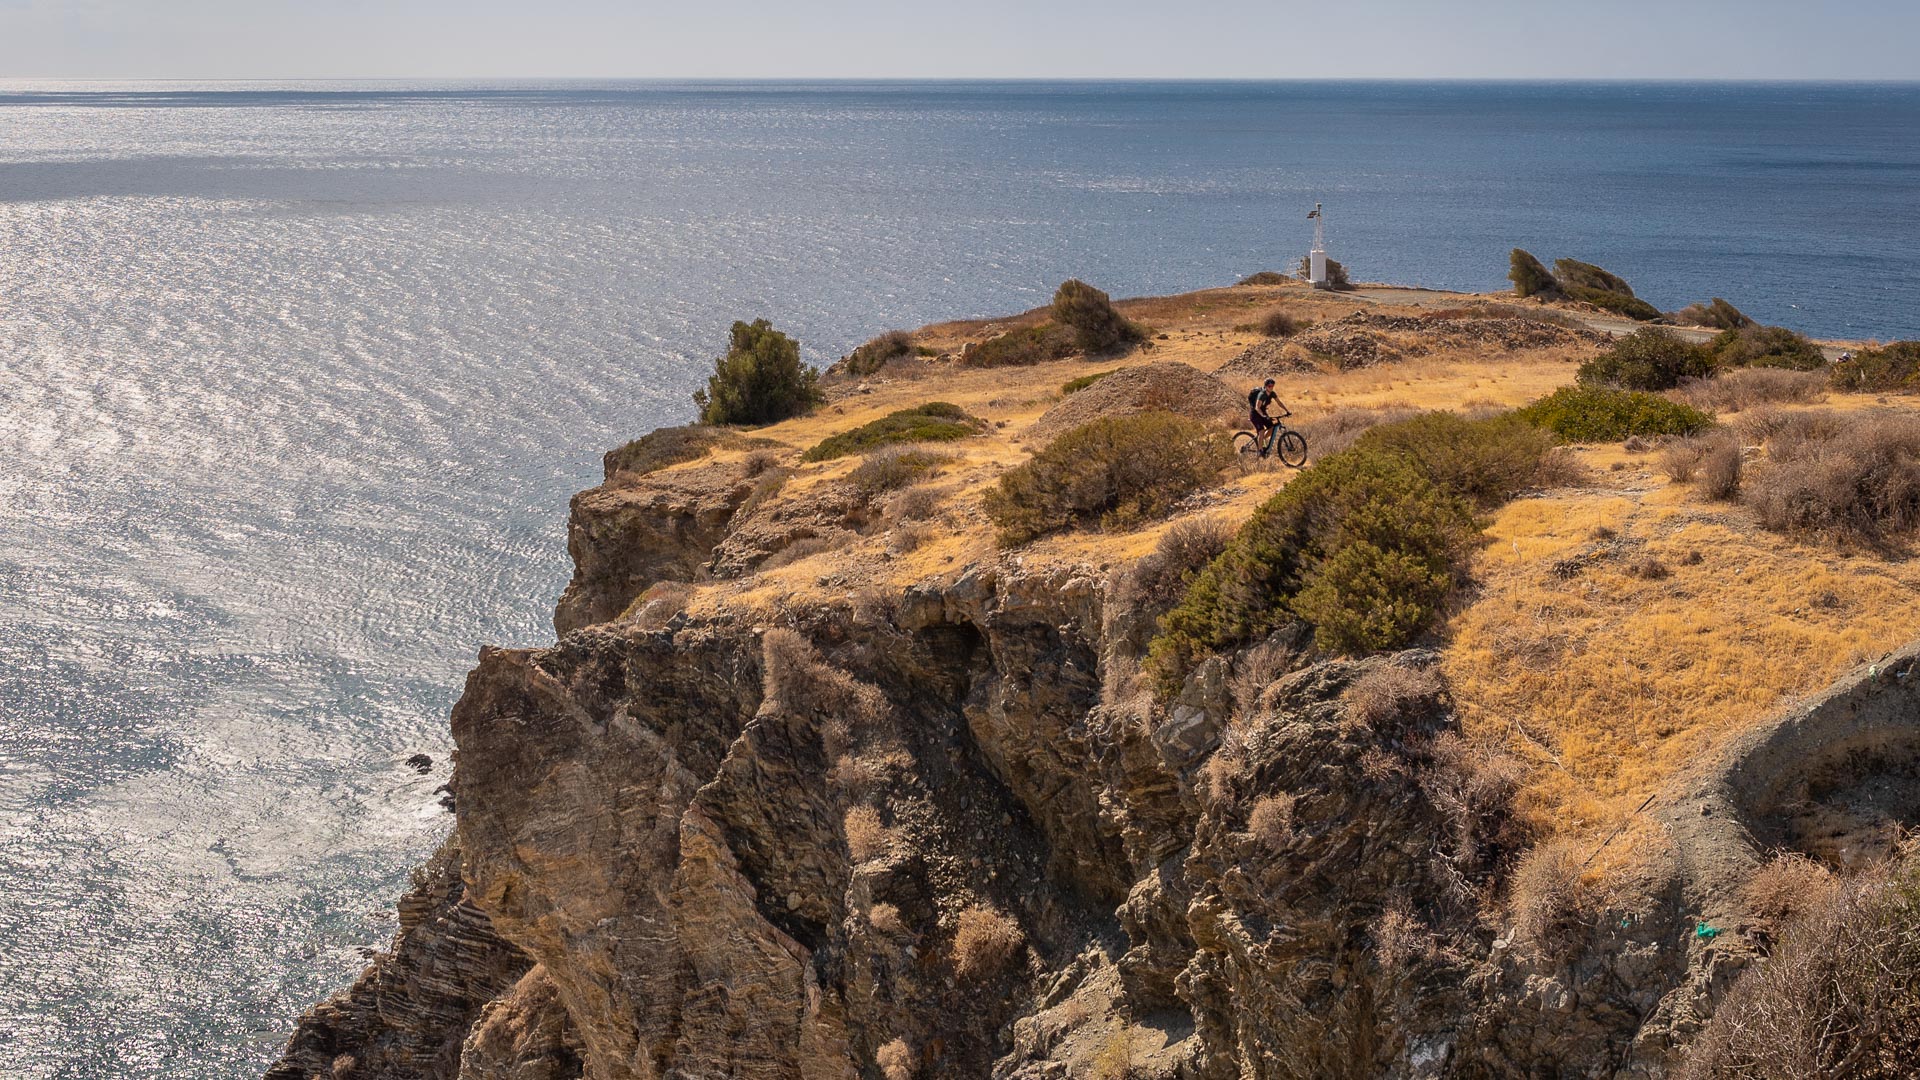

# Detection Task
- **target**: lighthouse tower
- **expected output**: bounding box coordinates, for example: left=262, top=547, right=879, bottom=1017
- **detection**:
left=1307, top=203, right=1328, bottom=286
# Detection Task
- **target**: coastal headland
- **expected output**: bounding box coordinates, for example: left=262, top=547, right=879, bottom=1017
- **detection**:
left=272, top=272, right=1920, bottom=1078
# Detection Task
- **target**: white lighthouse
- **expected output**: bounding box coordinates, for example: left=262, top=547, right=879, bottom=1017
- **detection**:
left=1307, top=203, right=1328, bottom=286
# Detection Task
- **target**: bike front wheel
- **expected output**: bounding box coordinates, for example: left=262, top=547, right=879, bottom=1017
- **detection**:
left=1276, top=430, right=1308, bottom=468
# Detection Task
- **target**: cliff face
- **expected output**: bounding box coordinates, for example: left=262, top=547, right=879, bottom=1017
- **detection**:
left=274, top=452, right=1744, bottom=1080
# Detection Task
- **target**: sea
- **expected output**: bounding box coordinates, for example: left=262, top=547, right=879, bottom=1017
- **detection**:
left=1, top=79, right=1916, bottom=1079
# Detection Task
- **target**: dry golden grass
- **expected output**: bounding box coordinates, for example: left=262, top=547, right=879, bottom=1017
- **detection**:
left=876, top=1037, right=915, bottom=1080
left=1443, top=430, right=1920, bottom=846
left=952, top=904, right=1025, bottom=979
left=844, top=806, right=891, bottom=863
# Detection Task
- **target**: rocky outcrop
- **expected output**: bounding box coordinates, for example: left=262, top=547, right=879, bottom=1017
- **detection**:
left=267, top=839, right=542, bottom=1080
left=552, top=461, right=756, bottom=635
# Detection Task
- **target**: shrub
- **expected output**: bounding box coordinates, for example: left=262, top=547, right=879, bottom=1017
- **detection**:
left=1238, top=270, right=1291, bottom=286
left=1150, top=447, right=1474, bottom=679
left=1553, top=258, right=1637, bottom=298
left=1744, top=411, right=1920, bottom=549
left=952, top=905, right=1025, bottom=979
left=1675, top=297, right=1755, bottom=330
left=1114, top=517, right=1234, bottom=614
left=844, top=330, right=915, bottom=377
left=868, top=903, right=908, bottom=936
left=693, top=319, right=822, bottom=426
left=1248, top=794, right=1295, bottom=850
left=1674, top=367, right=1826, bottom=413
left=1418, top=731, right=1529, bottom=875
left=1051, top=279, right=1146, bottom=354
left=1061, top=369, right=1115, bottom=395
left=1515, top=385, right=1714, bottom=442
left=960, top=323, right=1078, bottom=368
left=847, top=445, right=946, bottom=495
left=1712, top=324, right=1825, bottom=371
left=1344, top=664, right=1444, bottom=730
left=1677, top=852, right=1920, bottom=1079
left=883, top=484, right=943, bottom=524
left=1578, top=327, right=1716, bottom=390
left=983, top=412, right=1231, bottom=546
left=1509, top=839, right=1598, bottom=955
left=1831, top=341, right=1920, bottom=394
left=603, top=424, right=727, bottom=479
left=844, top=806, right=891, bottom=863
left=1660, top=430, right=1743, bottom=500
left=1508, top=249, right=1558, bottom=298
left=803, top=403, right=980, bottom=461
left=877, top=1038, right=915, bottom=1080
left=1352, top=412, right=1558, bottom=508
left=1259, top=309, right=1309, bottom=337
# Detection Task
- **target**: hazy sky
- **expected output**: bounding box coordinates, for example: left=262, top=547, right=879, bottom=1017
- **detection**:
left=2, top=0, right=1916, bottom=80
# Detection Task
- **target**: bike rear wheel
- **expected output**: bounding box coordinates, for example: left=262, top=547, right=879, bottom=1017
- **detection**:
left=1232, top=431, right=1263, bottom=460
left=1276, top=430, right=1308, bottom=467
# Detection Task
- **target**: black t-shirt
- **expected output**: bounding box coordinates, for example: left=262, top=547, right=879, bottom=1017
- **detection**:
left=1249, top=387, right=1276, bottom=413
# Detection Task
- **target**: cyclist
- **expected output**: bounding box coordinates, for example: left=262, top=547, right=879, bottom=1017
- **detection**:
left=1247, top=379, right=1289, bottom=454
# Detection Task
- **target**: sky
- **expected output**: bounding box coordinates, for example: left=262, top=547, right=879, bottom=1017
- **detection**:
left=0, top=0, right=1916, bottom=81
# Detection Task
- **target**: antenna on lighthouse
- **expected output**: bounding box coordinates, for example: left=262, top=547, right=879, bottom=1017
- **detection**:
left=1307, top=203, right=1328, bottom=287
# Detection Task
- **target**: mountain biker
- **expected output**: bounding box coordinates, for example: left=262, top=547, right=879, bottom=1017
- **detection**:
left=1248, top=379, right=1289, bottom=447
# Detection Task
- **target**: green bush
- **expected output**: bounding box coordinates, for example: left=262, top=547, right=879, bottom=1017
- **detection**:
left=1578, top=327, right=1716, bottom=390
left=1831, top=341, right=1920, bottom=394
left=1675, top=297, right=1754, bottom=331
left=1515, top=385, right=1714, bottom=442
left=693, top=319, right=823, bottom=426
left=960, top=323, right=1078, bottom=368
left=603, top=424, right=725, bottom=479
left=1146, top=411, right=1562, bottom=683
left=802, top=402, right=981, bottom=461
left=1051, top=279, right=1146, bottom=354
left=844, top=330, right=915, bottom=377
left=1552, top=258, right=1636, bottom=298
left=983, top=411, right=1230, bottom=546
left=1061, top=369, right=1115, bottom=395
left=1508, top=249, right=1558, bottom=298
left=1352, top=412, right=1558, bottom=508
left=1238, top=270, right=1291, bottom=286
left=1710, top=324, right=1825, bottom=371
left=1149, top=446, right=1476, bottom=682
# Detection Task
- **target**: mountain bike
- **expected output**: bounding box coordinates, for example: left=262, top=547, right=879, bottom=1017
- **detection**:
left=1234, top=416, right=1308, bottom=468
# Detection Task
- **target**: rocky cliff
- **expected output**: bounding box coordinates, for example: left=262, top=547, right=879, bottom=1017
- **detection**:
left=274, top=282, right=1920, bottom=1079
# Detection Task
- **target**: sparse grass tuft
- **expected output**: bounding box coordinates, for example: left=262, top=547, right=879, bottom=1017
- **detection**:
left=1660, top=430, right=1742, bottom=500
left=1248, top=794, right=1295, bottom=850
left=847, top=446, right=951, bottom=495
left=844, top=806, right=892, bottom=863
left=877, top=1038, right=916, bottom=1080
left=1344, top=664, right=1444, bottom=730
left=1674, top=367, right=1826, bottom=413
left=952, top=905, right=1025, bottom=979
left=1509, top=839, right=1599, bottom=954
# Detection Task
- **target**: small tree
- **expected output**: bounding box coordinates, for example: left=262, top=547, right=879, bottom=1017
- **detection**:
left=1508, top=249, right=1559, bottom=298
left=693, top=319, right=823, bottom=426
left=1051, top=279, right=1145, bottom=354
